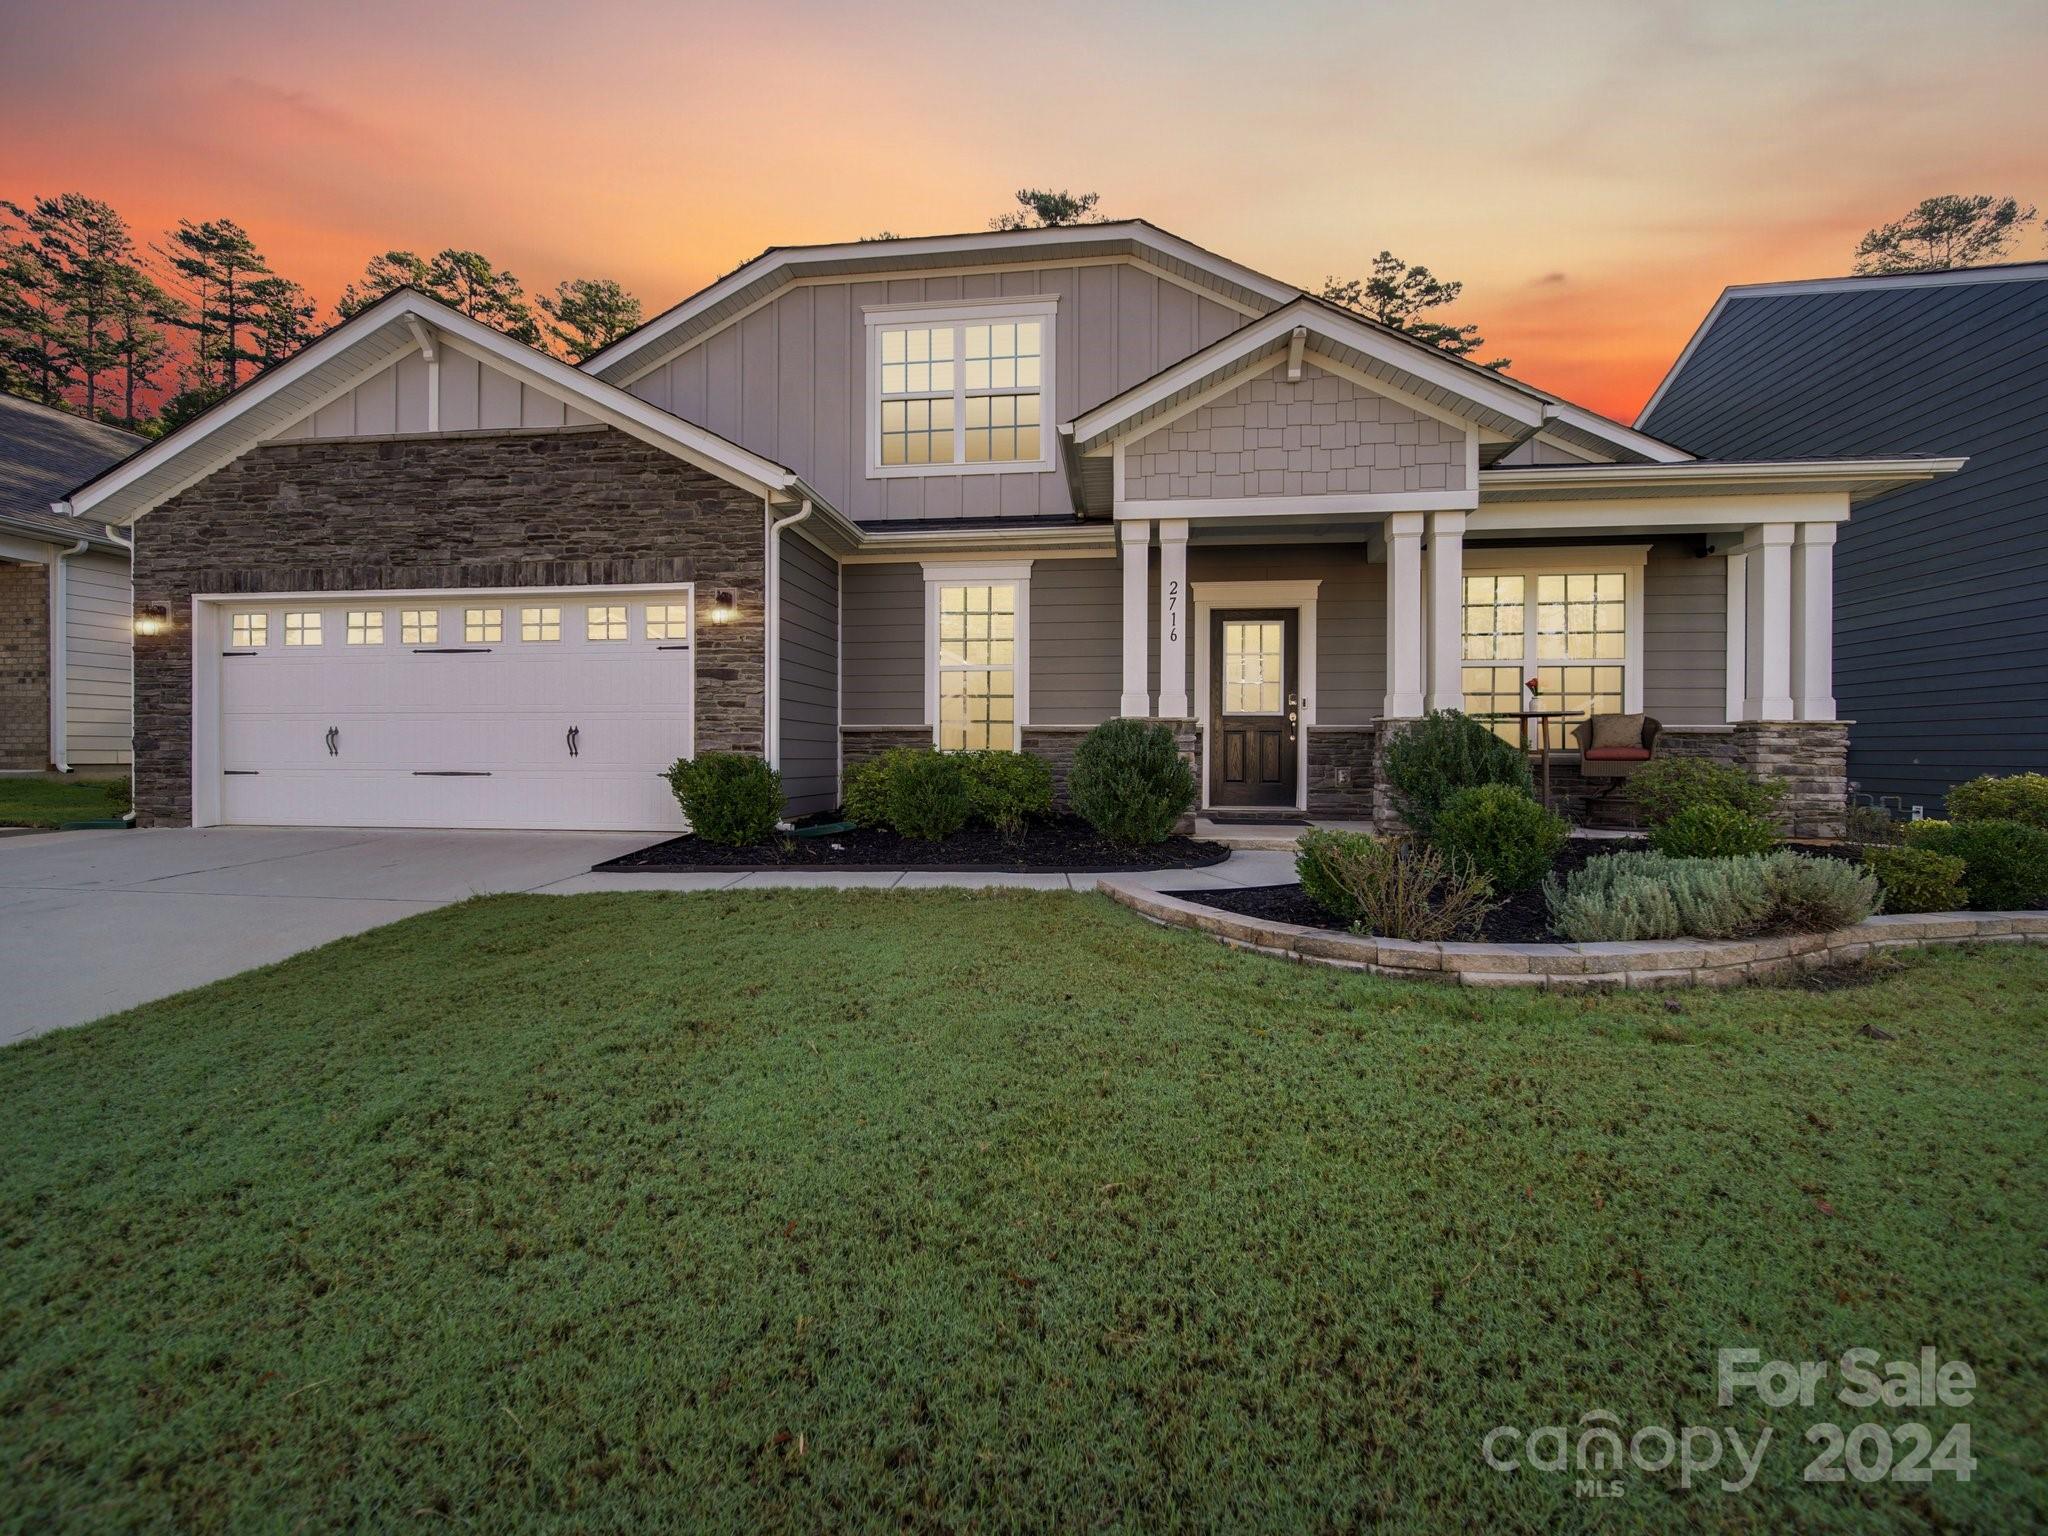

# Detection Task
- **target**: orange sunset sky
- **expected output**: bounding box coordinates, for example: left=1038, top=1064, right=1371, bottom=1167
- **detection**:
left=4, top=0, right=2045, bottom=421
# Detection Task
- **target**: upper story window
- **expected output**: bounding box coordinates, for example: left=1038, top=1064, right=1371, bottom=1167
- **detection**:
left=867, top=300, right=1056, bottom=478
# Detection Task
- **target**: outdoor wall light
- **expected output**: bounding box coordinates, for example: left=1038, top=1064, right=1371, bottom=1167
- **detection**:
left=710, top=591, right=737, bottom=623
left=135, top=603, right=170, bottom=637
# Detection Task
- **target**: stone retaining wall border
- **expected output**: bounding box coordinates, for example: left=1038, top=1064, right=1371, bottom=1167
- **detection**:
left=1098, top=879, right=2047, bottom=989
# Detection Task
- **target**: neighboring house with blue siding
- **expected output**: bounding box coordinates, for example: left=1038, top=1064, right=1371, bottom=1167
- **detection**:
left=1639, top=262, right=2048, bottom=816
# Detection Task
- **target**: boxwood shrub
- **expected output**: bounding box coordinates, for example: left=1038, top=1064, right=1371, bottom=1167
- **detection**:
left=1625, top=756, right=1783, bottom=829
left=1863, top=845, right=1968, bottom=914
left=1648, top=801, right=1778, bottom=859
left=1430, top=783, right=1567, bottom=892
left=1069, top=720, right=1195, bottom=846
left=667, top=752, right=782, bottom=846
left=1382, top=710, right=1532, bottom=839
left=956, top=750, right=1054, bottom=840
left=1945, top=772, right=2048, bottom=832
left=886, top=751, right=972, bottom=841
left=1903, top=818, right=2048, bottom=911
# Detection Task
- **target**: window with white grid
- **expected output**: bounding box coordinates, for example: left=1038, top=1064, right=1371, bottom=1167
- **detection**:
left=645, top=603, right=690, bottom=642
left=586, top=604, right=627, bottom=641
left=464, top=608, right=502, bottom=644
left=283, top=611, right=321, bottom=646
left=230, top=612, right=267, bottom=647
left=935, top=583, right=1017, bottom=751
left=520, top=607, right=560, bottom=642
left=871, top=304, right=1054, bottom=475
left=1460, top=565, right=1636, bottom=749
left=401, top=609, right=438, bottom=645
left=345, top=610, right=384, bottom=645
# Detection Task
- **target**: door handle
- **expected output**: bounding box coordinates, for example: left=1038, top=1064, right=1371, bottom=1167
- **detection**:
left=566, top=725, right=580, bottom=758
left=326, top=726, right=339, bottom=757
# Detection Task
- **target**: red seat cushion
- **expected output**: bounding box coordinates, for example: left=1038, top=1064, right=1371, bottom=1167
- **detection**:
left=1582, top=746, right=1651, bottom=762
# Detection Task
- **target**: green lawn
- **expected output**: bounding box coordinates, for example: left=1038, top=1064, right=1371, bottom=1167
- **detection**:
left=0, top=777, right=128, bottom=828
left=1, top=892, right=2042, bottom=1533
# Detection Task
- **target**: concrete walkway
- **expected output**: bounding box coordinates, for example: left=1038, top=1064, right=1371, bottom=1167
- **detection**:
left=1, top=827, right=1297, bottom=1042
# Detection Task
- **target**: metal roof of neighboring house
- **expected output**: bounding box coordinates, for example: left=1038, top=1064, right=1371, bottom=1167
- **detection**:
left=1637, top=261, right=2048, bottom=456
left=0, top=391, right=142, bottom=551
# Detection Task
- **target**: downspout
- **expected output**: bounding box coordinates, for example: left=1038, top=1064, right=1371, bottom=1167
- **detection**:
left=762, top=496, right=813, bottom=768
left=47, top=537, right=89, bottom=772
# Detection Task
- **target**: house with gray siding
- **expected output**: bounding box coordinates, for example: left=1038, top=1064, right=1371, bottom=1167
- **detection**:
left=1639, top=262, right=2046, bottom=815
left=53, top=221, right=1965, bottom=836
left=0, top=393, right=139, bottom=773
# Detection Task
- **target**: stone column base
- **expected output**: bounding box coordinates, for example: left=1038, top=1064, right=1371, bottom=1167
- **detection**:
left=1735, top=720, right=1849, bottom=839
left=1306, top=725, right=1375, bottom=818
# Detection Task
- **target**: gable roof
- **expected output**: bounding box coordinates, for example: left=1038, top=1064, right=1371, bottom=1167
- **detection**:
left=59, top=288, right=837, bottom=528
left=0, top=392, right=142, bottom=551
left=581, top=219, right=1301, bottom=386
left=1637, top=260, right=2048, bottom=450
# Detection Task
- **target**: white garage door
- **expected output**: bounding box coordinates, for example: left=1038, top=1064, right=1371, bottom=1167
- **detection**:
left=214, top=589, right=694, bottom=831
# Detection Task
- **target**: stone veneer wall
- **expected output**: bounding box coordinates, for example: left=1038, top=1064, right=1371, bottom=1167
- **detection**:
left=1306, top=726, right=1374, bottom=817
left=130, top=428, right=767, bottom=827
left=0, top=561, right=50, bottom=769
left=1125, top=363, right=1466, bottom=500
left=1734, top=721, right=1849, bottom=839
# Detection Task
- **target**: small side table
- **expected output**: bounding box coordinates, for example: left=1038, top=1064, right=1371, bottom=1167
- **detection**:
left=1472, top=709, right=1581, bottom=811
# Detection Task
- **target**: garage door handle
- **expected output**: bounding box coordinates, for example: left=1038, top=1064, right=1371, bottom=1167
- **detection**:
left=326, top=726, right=339, bottom=757
left=566, top=725, right=580, bottom=758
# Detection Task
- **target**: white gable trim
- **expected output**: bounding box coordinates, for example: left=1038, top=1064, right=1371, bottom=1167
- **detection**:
left=584, top=221, right=1299, bottom=385
left=59, top=290, right=809, bottom=526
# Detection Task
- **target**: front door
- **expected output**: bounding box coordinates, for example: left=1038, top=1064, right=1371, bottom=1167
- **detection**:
left=1209, top=610, right=1298, bottom=808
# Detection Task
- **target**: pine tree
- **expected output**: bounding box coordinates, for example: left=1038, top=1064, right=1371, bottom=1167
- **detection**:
left=1321, top=251, right=1509, bottom=371
left=248, top=276, right=317, bottom=367
left=161, top=218, right=273, bottom=392
left=109, top=262, right=173, bottom=426
left=539, top=277, right=641, bottom=361
left=19, top=194, right=135, bottom=417
left=337, top=250, right=434, bottom=318
left=0, top=201, right=75, bottom=404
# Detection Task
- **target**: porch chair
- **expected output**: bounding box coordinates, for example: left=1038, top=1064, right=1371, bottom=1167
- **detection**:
left=1572, top=713, right=1662, bottom=795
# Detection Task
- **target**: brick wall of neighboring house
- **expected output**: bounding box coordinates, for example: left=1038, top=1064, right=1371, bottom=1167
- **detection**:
left=130, top=428, right=766, bottom=826
left=0, top=560, right=50, bottom=769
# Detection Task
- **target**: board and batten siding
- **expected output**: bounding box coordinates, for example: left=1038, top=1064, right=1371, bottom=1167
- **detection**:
left=1642, top=544, right=1727, bottom=726
left=272, top=350, right=600, bottom=441
left=65, top=549, right=133, bottom=764
left=841, top=563, right=924, bottom=726
left=627, top=261, right=1250, bottom=523
left=777, top=530, right=840, bottom=815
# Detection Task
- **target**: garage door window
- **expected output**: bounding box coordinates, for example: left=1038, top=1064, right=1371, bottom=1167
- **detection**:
left=230, top=612, right=267, bottom=647
left=346, top=610, right=384, bottom=645
left=646, top=603, right=689, bottom=642
left=587, top=604, right=628, bottom=641
left=401, top=609, right=438, bottom=645
left=521, top=607, right=561, bottom=642
left=283, top=612, right=322, bottom=646
left=465, top=608, right=503, bottom=643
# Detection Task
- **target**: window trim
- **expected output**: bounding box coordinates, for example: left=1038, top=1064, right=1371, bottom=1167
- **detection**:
left=921, top=561, right=1032, bottom=749
left=866, top=298, right=1058, bottom=480
left=1458, top=545, right=1648, bottom=728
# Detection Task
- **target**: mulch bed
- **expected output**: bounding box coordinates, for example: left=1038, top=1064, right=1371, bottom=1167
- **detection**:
left=1173, top=837, right=1645, bottom=944
left=594, top=814, right=1231, bottom=874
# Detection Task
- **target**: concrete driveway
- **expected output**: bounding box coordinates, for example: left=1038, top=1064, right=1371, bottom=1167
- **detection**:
left=0, top=826, right=648, bottom=1043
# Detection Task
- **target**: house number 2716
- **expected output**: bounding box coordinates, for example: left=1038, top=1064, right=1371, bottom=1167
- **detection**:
left=1166, top=578, right=1180, bottom=643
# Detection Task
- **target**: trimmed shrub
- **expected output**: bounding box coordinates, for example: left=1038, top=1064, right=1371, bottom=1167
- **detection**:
left=1431, top=783, right=1568, bottom=892
left=957, top=750, right=1054, bottom=840
left=1864, top=845, right=1969, bottom=914
left=1546, top=851, right=1773, bottom=942
left=1383, top=710, right=1533, bottom=839
left=843, top=750, right=912, bottom=829
left=1295, top=829, right=1494, bottom=941
left=667, top=752, right=781, bottom=846
left=1946, top=772, right=2048, bottom=831
left=1625, top=756, right=1782, bottom=829
left=1649, top=802, right=1778, bottom=859
left=1761, top=851, right=1878, bottom=933
left=886, top=751, right=972, bottom=841
left=1069, top=719, right=1196, bottom=847
left=1903, top=818, right=2048, bottom=911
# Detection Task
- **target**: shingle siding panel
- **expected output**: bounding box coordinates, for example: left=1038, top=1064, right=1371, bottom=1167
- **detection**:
left=1642, top=271, right=2048, bottom=810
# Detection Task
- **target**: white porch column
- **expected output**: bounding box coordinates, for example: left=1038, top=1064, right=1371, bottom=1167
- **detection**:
left=1120, top=519, right=1152, bottom=717
left=1383, top=511, right=1425, bottom=718
left=1791, top=522, right=1837, bottom=721
left=1742, top=523, right=1795, bottom=720
left=1424, top=510, right=1466, bottom=713
left=1156, top=518, right=1190, bottom=718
